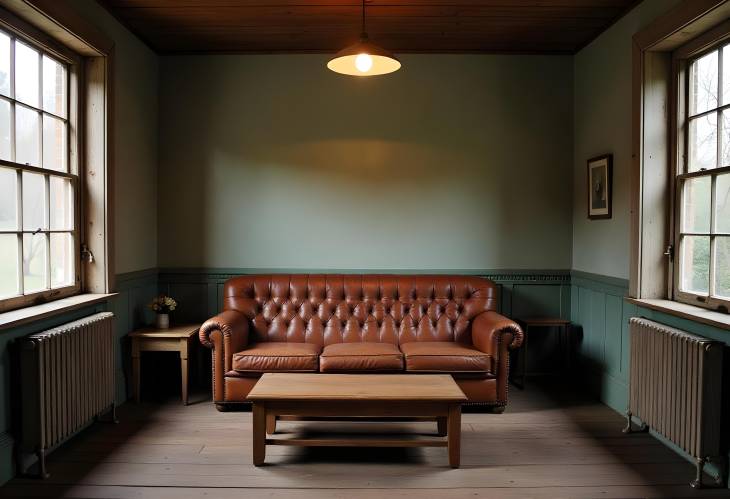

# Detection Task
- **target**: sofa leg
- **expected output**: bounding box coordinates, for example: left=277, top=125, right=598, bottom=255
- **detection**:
left=215, top=403, right=231, bottom=412
left=216, top=402, right=252, bottom=412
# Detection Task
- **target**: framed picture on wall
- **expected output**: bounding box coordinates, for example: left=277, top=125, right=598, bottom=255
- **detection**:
left=587, top=154, right=612, bottom=220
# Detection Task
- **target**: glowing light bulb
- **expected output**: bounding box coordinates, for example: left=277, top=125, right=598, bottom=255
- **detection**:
left=355, top=53, right=373, bottom=73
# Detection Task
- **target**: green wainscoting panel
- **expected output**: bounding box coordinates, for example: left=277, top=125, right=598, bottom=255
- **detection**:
left=159, top=268, right=571, bottom=374
left=0, top=268, right=158, bottom=485
left=570, top=271, right=730, bottom=486
left=0, top=303, right=109, bottom=485
left=1, top=267, right=726, bottom=487
left=158, top=268, right=572, bottom=323
left=113, top=268, right=159, bottom=403
left=570, top=270, right=631, bottom=413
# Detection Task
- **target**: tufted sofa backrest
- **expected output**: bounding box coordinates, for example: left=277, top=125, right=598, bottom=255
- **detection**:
left=222, top=274, right=498, bottom=347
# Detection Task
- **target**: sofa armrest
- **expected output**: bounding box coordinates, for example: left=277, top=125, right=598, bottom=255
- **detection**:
left=200, top=310, right=248, bottom=348
left=199, top=310, right=249, bottom=372
left=471, top=311, right=524, bottom=358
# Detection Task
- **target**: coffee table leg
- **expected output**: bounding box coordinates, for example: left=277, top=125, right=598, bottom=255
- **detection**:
left=447, top=404, right=461, bottom=468
left=253, top=403, right=266, bottom=466
left=437, top=417, right=447, bottom=436
left=266, top=413, right=277, bottom=434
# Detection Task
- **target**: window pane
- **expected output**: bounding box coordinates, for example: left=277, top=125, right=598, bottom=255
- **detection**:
left=0, top=99, right=10, bottom=161
left=0, top=167, right=16, bottom=230
left=50, top=232, right=73, bottom=288
left=43, top=114, right=66, bottom=171
left=49, top=176, right=73, bottom=230
left=717, top=174, right=730, bottom=233
left=720, top=108, right=730, bottom=166
left=23, top=232, right=47, bottom=293
left=15, top=41, right=39, bottom=107
left=715, top=237, right=730, bottom=299
left=0, top=32, right=9, bottom=97
left=15, top=105, right=40, bottom=166
left=682, top=177, right=712, bottom=233
left=689, top=113, right=717, bottom=172
left=22, top=171, right=46, bottom=231
left=690, top=50, right=718, bottom=115
left=680, top=236, right=710, bottom=294
left=0, top=234, right=18, bottom=298
left=724, top=45, right=730, bottom=106
left=42, top=55, right=66, bottom=117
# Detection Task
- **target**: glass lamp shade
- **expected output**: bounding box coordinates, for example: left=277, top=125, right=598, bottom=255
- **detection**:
left=327, top=40, right=401, bottom=76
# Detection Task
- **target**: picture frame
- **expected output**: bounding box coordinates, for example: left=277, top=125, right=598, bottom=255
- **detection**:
left=587, top=154, right=612, bottom=220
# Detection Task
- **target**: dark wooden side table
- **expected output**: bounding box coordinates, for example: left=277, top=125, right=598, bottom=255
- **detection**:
left=511, top=317, right=572, bottom=389
left=129, top=324, right=201, bottom=405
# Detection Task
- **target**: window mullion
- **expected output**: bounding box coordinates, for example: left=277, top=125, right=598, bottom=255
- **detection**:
left=15, top=168, right=22, bottom=295
left=37, top=50, right=43, bottom=170
left=44, top=172, right=50, bottom=289
left=717, top=46, right=723, bottom=171
left=9, top=43, right=15, bottom=164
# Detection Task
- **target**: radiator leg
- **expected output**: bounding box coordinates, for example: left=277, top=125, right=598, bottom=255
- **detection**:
left=622, top=411, right=632, bottom=433
left=622, top=412, right=648, bottom=434
left=106, top=403, right=119, bottom=424
left=691, top=457, right=706, bottom=489
left=36, top=449, right=49, bottom=479
left=96, top=403, right=119, bottom=424
left=691, top=456, right=727, bottom=489
left=714, top=456, right=728, bottom=488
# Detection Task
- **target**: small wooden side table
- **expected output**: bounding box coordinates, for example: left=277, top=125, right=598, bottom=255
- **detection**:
left=130, top=324, right=200, bottom=405
left=511, top=317, right=572, bottom=389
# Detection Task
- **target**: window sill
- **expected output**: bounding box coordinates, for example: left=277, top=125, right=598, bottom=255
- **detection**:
left=625, top=298, right=730, bottom=332
left=0, top=293, right=117, bottom=331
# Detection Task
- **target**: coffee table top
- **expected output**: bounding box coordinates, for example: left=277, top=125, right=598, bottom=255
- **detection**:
left=247, top=374, right=467, bottom=402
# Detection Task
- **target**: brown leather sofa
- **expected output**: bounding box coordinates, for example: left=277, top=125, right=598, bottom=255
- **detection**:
left=199, top=275, right=524, bottom=412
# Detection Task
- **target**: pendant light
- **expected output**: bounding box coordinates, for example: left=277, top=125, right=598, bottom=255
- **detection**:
left=327, top=0, right=401, bottom=76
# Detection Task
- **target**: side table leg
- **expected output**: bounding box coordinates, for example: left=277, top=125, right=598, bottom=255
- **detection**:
left=565, top=324, right=572, bottom=373
left=180, top=338, right=189, bottom=405
left=132, top=340, right=141, bottom=403
left=253, top=403, right=267, bottom=466
left=447, top=404, right=461, bottom=468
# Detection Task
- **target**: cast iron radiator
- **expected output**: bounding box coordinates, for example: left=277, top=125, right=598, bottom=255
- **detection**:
left=625, top=317, right=724, bottom=488
left=18, top=312, right=116, bottom=478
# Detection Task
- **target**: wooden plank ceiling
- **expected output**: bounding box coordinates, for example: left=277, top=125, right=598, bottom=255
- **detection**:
left=98, top=0, right=643, bottom=55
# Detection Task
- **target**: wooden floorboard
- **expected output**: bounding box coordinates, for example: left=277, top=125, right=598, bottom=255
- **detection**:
left=2, top=379, right=727, bottom=498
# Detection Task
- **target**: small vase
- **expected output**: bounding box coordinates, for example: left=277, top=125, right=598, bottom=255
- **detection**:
left=156, top=313, right=170, bottom=329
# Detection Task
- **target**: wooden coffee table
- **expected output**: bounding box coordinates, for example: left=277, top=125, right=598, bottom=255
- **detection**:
left=246, top=373, right=467, bottom=468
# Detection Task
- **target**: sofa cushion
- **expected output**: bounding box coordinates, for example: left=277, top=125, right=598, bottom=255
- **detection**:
left=400, top=341, right=492, bottom=373
left=320, top=342, right=404, bottom=372
left=232, top=342, right=320, bottom=372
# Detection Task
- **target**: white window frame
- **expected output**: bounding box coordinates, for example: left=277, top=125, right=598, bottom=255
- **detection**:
left=671, top=26, right=730, bottom=314
left=0, top=11, right=82, bottom=313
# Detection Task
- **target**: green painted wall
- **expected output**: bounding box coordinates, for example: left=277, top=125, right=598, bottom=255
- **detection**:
left=66, top=0, right=159, bottom=274
left=158, top=54, right=574, bottom=270
left=572, top=0, right=682, bottom=279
